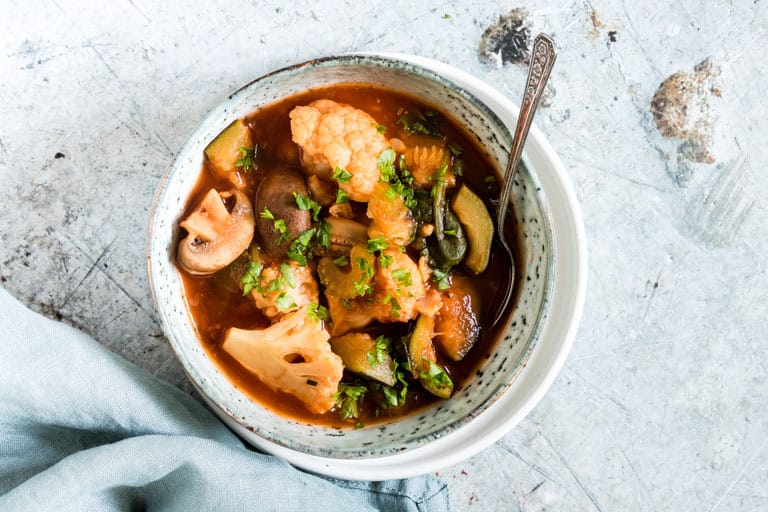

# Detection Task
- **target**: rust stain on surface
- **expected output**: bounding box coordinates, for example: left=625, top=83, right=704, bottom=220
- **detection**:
left=650, top=58, right=721, bottom=167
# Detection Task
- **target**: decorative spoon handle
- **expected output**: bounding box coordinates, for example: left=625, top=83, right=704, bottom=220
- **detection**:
left=496, top=33, right=557, bottom=238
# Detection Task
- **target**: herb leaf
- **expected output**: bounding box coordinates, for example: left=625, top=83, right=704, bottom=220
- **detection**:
left=335, top=188, right=349, bottom=204
left=367, top=335, right=391, bottom=367
left=367, top=236, right=388, bottom=253
left=307, top=302, right=329, bottom=322
left=431, top=268, right=451, bottom=290
left=391, top=268, right=412, bottom=287
left=235, top=146, right=256, bottom=173
left=260, top=207, right=275, bottom=220
left=333, top=383, right=367, bottom=421
left=275, top=291, right=297, bottom=312
left=240, top=260, right=264, bottom=295
left=332, top=167, right=353, bottom=184
left=293, top=192, right=322, bottom=221
left=419, top=359, right=453, bottom=391
left=332, top=255, right=349, bottom=267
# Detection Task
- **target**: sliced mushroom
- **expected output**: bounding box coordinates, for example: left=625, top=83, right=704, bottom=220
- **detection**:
left=325, top=217, right=369, bottom=255
left=178, top=188, right=254, bottom=275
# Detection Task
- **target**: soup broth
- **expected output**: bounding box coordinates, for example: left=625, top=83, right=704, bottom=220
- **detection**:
left=178, top=84, right=521, bottom=427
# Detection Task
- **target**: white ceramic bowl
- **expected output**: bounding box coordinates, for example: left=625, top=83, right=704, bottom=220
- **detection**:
left=147, top=53, right=586, bottom=480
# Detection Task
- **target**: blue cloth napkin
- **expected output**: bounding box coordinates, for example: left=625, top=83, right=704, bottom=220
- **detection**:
left=0, top=288, right=449, bottom=511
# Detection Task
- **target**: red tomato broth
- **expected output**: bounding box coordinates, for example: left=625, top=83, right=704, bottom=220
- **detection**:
left=177, top=84, right=523, bottom=427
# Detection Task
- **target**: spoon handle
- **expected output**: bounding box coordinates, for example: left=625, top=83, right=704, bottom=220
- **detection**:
left=496, top=34, right=557, bottom=233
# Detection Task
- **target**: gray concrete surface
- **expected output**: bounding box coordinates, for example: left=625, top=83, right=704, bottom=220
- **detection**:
left=2, top=1, right=766, bottom=509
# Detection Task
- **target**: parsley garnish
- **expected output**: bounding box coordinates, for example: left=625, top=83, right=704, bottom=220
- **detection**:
left=286, top=227, right=315, bottom=266
left=379, top=254, right=393, bottom=268
left=333, top=383, right=367, bottom=421
left=420, top=359, right=453, bottom=391
left=382, top=294, right=401, bottom=317
left=332, top=255, right=349, bottom=267
left=275, top=292, right=297, bottom=312
left=279, top=262, right=296, bottom=288
left=307, top=302, right=329, bottom=322
left=353, top=257, right=375, bottom=296
left=260, top=208, right=275, bottom=220
left=453, top=159, right=463, bottom=176
left=391, top=268, right=412, bottom=287
left=240, top=260, right=264, bottom=295
left=432, top=268, right=451, bottom=290
left=316, top=219, right=332, bottom=249
left=335, top=188, right=349, bottom=204
left=375, top=124, right=387, bottom=134
left=367, top=335, right=391, bottom=367
left=293, top=192, right=322, bottom=221
left=367, top=236, right=388, bottom=253
left=235, top=146, right=256, bottom=173
left=447, top=142, right=463, bottom=157
left=396, top=110, right=443, bottom=138
left=332, top=167, right=352, bottom=184
left=377, top=148, right=397, bottom=181
left=274, top=219, right=290, bottom=244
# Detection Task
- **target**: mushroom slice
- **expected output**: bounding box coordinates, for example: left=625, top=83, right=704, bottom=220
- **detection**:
left=178, top=188, right=254, bottom=275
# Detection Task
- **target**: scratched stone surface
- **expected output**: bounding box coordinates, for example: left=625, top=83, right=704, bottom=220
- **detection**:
left=2, top=1, right=766, bottom=510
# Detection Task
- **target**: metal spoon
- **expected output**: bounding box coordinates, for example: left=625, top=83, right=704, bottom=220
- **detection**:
left=492, top=33, right=557, bottom=326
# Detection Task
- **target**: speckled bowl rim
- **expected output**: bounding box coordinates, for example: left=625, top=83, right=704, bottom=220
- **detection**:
left=147, top=53, right=584, bottom=476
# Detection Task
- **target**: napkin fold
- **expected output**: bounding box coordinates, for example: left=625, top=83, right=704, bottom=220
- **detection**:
left=0, top=288, right=449, bottom=511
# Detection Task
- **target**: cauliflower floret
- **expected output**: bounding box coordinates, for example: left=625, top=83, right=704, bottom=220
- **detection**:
left=250, top=261, right=318, bottom=319
left=222, top=307, right=343, bottom=414
left=372, top=249, right=426, bottom=323
left=290, top=99, right=388, bottom=202
left=367, top=182, right=415, bottom=246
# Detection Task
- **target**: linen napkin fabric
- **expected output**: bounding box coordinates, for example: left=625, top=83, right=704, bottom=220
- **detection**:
left=0, top=288, right=449, bottom=511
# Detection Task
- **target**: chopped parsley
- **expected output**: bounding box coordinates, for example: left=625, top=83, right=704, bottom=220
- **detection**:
left=274, top=292, right=297, bottom=312
left=307, top=302, right=329, bottom=322
left=447, top=142, right=463, bottom=157
left=367, top=335, right=391, bottom=367
left=286, top=227, right=315, bottom=266
left=316, top=219, right=332, bottom=249
left=420, top=359, right=453, bottom=391
left=382, top=294, right=401, bottom=317
left=379, top=253, right=393, bottom=268
left=279, top=262, right=296, bottom=288
left=378, top=149, right=417, bottom=209
left=260, top=207, right=275, bottom=220
left=453, top=159, right=463, bottom=176
left=332, top=255, right=349, bottom=267
left=353, top=257, right=375, bottom=296
left=333, top=383, right=367, bottom=421
left=274, top=219, right=290, bottom=244
left=235, top=146, right=256, bottom=173
left=367, top=236, right=388, bottom=253
left=396, top=110, right=443, bottom=138
left=332, top=166, right=352, bottom=184
left=293, top=192, right=322, bottom=221
left=375, top=124, right=387, bottom=134
left=391, top=268, right=412, bottom=287
left=377, top=148, right=397, bottom=181
left=335, top=188, right=349, bottom=204
left=432, top=268, right=451, bottom=290
left=240, top=260, right=264, bottom=295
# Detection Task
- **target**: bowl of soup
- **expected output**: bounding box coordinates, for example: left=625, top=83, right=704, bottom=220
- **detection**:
left=147, top=53, right=586, bottom=479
